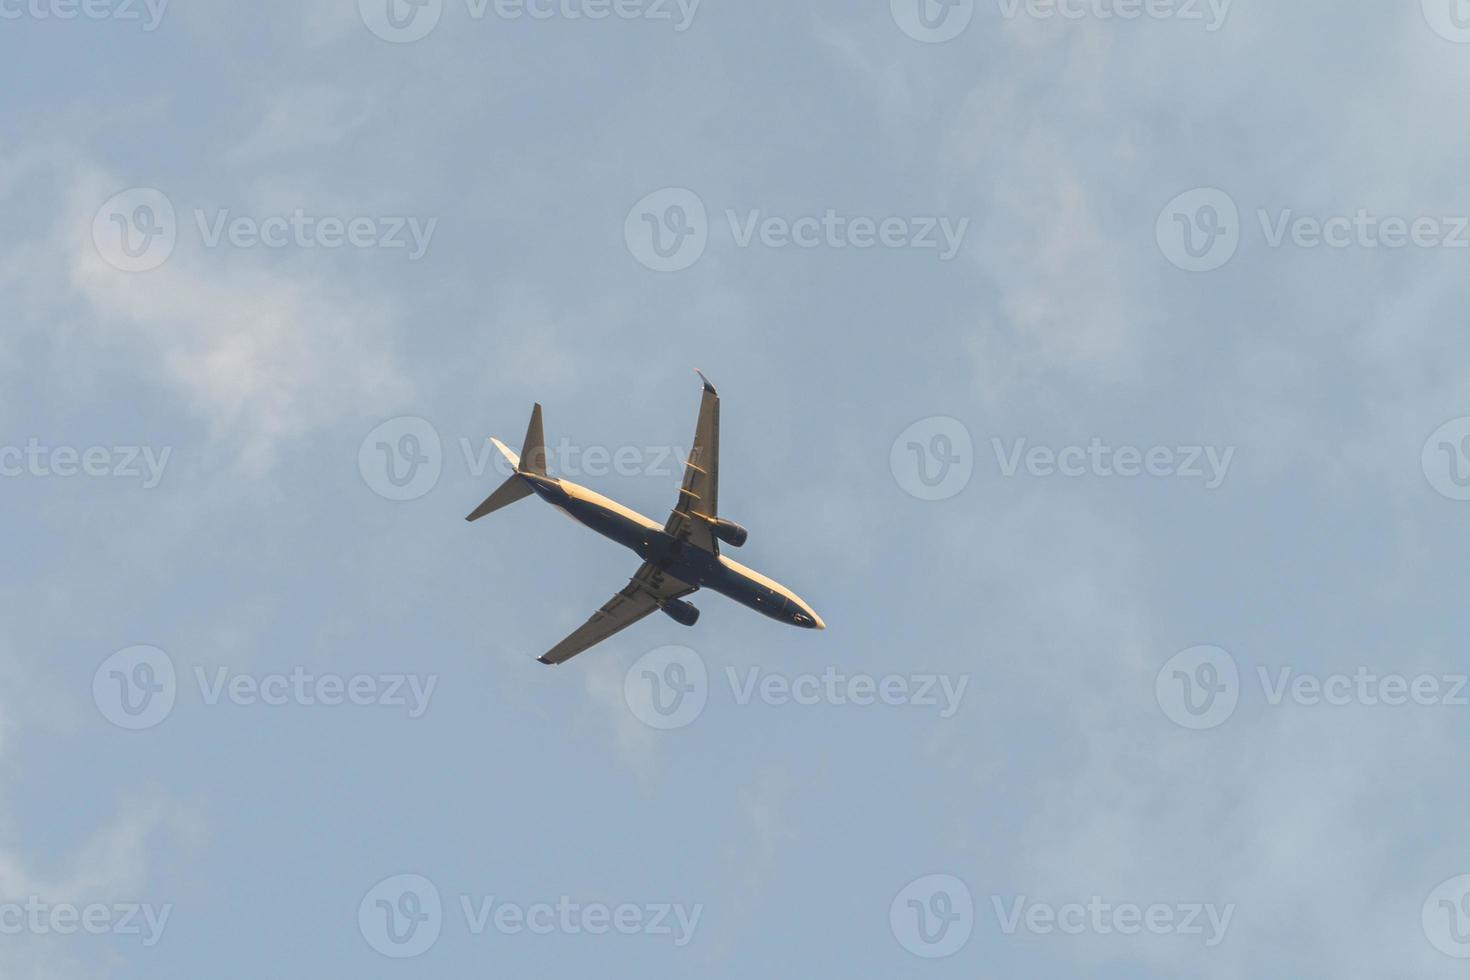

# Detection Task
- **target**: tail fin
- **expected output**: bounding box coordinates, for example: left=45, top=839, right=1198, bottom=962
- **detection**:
left=519, top=403, right=547, bottom=476
left=465, top=404, right=548, bottom=522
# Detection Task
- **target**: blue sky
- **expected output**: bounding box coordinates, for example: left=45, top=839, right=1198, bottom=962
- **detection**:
left=7, top=0, right=1470, bottom=976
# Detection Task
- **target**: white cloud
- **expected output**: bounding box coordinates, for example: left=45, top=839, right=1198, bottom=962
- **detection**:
left=64, top=169, right=411, bottom=475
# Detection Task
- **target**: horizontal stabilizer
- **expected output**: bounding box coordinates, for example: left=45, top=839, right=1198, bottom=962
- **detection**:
left=466, top=474, right=532, bottom=522
left=490, top=437, right=519, bottom=471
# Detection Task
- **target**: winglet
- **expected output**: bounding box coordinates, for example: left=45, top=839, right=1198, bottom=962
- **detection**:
left=694, top=369, right=717, bottom=395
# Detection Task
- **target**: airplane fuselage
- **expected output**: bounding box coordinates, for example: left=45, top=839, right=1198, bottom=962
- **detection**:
left=522, top=473, right=825, bottom=629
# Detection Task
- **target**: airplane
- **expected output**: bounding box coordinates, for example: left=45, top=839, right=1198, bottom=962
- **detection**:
left=465, top=371, right=826, bottom=665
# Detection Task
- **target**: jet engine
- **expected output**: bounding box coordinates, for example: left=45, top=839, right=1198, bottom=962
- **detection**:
left=660, top=598, right=701, bottom=627
left=711, top=519, right=749, bottom=548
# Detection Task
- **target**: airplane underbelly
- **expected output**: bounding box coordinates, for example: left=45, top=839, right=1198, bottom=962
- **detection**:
left=566, top=498, right=656, bottom=552
left=706, top=567, right=790, bottom=620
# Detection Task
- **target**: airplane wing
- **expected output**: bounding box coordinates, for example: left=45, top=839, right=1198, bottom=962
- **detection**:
left=537, top=562, right=696, bottom=665
left=663, top=370, right=720, bottom=554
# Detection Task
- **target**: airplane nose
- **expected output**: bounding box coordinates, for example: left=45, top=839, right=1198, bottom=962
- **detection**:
left=792, top=607, right=825, bottom=629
